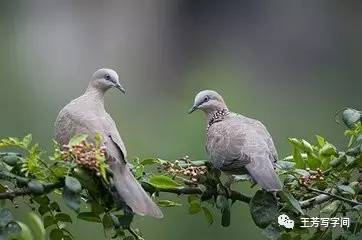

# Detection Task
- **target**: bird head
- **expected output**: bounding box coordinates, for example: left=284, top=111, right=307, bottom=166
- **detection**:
left=188, top=90, right=227, bottom=114
left=90, top=68, right=125, bottom=94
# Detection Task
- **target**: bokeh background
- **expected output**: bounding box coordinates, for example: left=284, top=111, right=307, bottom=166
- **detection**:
left=1, top=0, right=362, bottom=239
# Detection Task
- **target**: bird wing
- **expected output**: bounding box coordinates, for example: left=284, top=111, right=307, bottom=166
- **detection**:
left=206, top=119, right=251, bottom=172
left=206, top=115, right=282, bottom=191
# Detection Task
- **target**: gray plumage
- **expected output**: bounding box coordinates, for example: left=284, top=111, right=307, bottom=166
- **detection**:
left=54, top=68, right=163, bottom=218
left=189, top=90, right=282, bottom=191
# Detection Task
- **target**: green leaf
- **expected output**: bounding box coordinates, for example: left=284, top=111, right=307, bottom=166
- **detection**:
left=221, top=207, right=230, bottom=227
left=49, top=202, right=61, bottom=212
left=320, top=200, right=340, bottom=214
left=12, top=222, right=34, bottom=240
left=38, top=205, right=50, bottom=216
left=188, top=201, right=202, bottom=215
left=1, top=153, right=22, bottom=166
left=148, top=175, right=181, bottom=189
left=157, top=200, right=182, bottom=207
left=4, top=221, right=22, bottom=236
left=33, top=196, right=50, bottom=206
left=293, top=149, right=305, bottom=168
left=0, top=208, right=14, bottom=227
left=342, top=108, right=361, bottom=129
left=202, top=207, right=213, bottom=225
left=338, top=185, right=356, bottom=195
left=319, top=143, right=337, bottom=156
left=140, top=158, right=160, bottom=166
left=102, top=214, right=113, bottom=239
left=49, top=229, right=63, bottom=240
left=316, top=135, right=326, bottom=147
left=65, top=176, right=82, bottom=193
left=116, top=213, right=133, bottom=227
left=276, top=161, right=295, bottom=170
left=279, top=191, right=304, bottom=215
left=249, top=191, right=278, bottom=228
left=77, top=212, right=101, bottom=223
left=262, top=224, right=282, bottom=240
left=62, top=190, right=81, bottom=213
left=68, top=134, right=88, bottom=146
left=22, top=135, right=32, bottom=148
left=27, top=213, right=45, bottom=240
left=27, top=180, right=44, bottom=194
left=43, top=216, right=55, bottom=229
left=55, top=213, right=72, bottom=223
left=301, top=139, right=313, bottom=153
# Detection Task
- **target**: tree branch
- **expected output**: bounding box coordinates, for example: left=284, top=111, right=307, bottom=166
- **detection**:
left=307, top=187, right=362, bottom=206
left=141, top=182, right=251, bottom=204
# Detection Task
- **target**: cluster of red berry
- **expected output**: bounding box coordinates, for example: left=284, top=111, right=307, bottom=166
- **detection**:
left=60, top=142, right=107, bottom=174
left=300, top=168, right=324, bottom=187
left=163, top=156, right=208, bottom=184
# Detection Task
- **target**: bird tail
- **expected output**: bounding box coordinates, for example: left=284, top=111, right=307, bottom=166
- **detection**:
left=245, top=156, right=283, bottom=192
left=110, top=163, right=163, bottom=218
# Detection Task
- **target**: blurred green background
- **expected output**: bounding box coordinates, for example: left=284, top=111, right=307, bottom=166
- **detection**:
left=0, top=0, right=361, bottom=239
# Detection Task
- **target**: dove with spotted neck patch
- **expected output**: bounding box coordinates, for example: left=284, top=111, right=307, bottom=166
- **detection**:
left=188, top=90, right=282, bottom=192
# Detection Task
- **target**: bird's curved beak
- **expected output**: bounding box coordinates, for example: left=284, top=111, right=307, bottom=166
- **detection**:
left=115, top=83, right=126, bottom=94
left=188, top=105, right=198, bottom=114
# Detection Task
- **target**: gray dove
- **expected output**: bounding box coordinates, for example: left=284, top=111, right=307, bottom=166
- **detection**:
left=188, top=90, right=282, bottom=192
left=54, top=68, right=163, bottom=218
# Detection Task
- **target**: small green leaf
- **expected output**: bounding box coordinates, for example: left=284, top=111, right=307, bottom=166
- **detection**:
left=148, top=175, right=181, bottom=189
left=38, top=205, right=50, bottom=216
left=0, top=208, right=14, bottom=227
left=49, top=202, right=61, bottom=212
left=62, top=190, right=81, bottom=213
left=49, top=229, right=63, bottom=240
left=342, top=108, right=361, bottom=129
left=33, top=196, right=50, bottom=206
left=43, top=216, right=55, bottom=229
left=65, top=176, right=82, bottom=193
left=4, top=221, right=22, bottom=236
left=279, top=191, right=304, bottom=215
left=293, top=149, right=305, bottom=168
left=1, top=153, right=22, bottom=166
left=68, top=134, right=88, bottom=146
left=316, top=135, right=326, bottom=147
left=22, top=135, right=32, bottom=148
left=27, top=213, right=45, bottom=240
left=319, top=143, right=337, bottom=156
left=202, top=207, right=213, bottom=225
left=338, top=185, right=356, bottom=195
left=28, top=180, right=44, bottom=194
left=102, top=214, right=113, bottom=238
left=301, top=139, right=313, bottom=153
left=77, top=212, right=101, bottom=223
left=13, top=221, right=34, bottom=240
left=320, top=200, right=340, bottom=214
left=249, top=191, right=278, bottom=228
left=221, top=204, right=230, bottom=227
left=140, top=158, right=160, bottom=166
left=157, top=200, right=182, bottom=207
left=276, top=161, right=295, bottom=170
left=188, top=202, right=201, bottom=215
left=55, top=213, right=72, bottom=223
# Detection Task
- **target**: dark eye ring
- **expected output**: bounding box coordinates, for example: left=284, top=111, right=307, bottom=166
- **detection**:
left=105, top=74, right=111, bottom=80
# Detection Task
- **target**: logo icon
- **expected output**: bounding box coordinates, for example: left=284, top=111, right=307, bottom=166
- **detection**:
left=278, top=214, right=294, bottom=229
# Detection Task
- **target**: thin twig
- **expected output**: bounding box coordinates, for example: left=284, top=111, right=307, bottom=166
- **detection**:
left=307, top=187, right=362, bottom=206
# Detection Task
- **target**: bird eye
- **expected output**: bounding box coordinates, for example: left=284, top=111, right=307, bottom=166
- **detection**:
left=204, top=96, right=209, bottom=102
left=105, top=74, right=111, bottom=80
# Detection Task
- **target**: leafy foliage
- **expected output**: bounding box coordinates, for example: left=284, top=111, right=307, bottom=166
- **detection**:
left=0, top=108, right=361, bottom=240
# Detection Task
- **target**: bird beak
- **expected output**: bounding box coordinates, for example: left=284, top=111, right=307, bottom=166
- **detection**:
left=115, top=84, right=126, bottom=94
left=188, top=105, right=197, bottom=114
